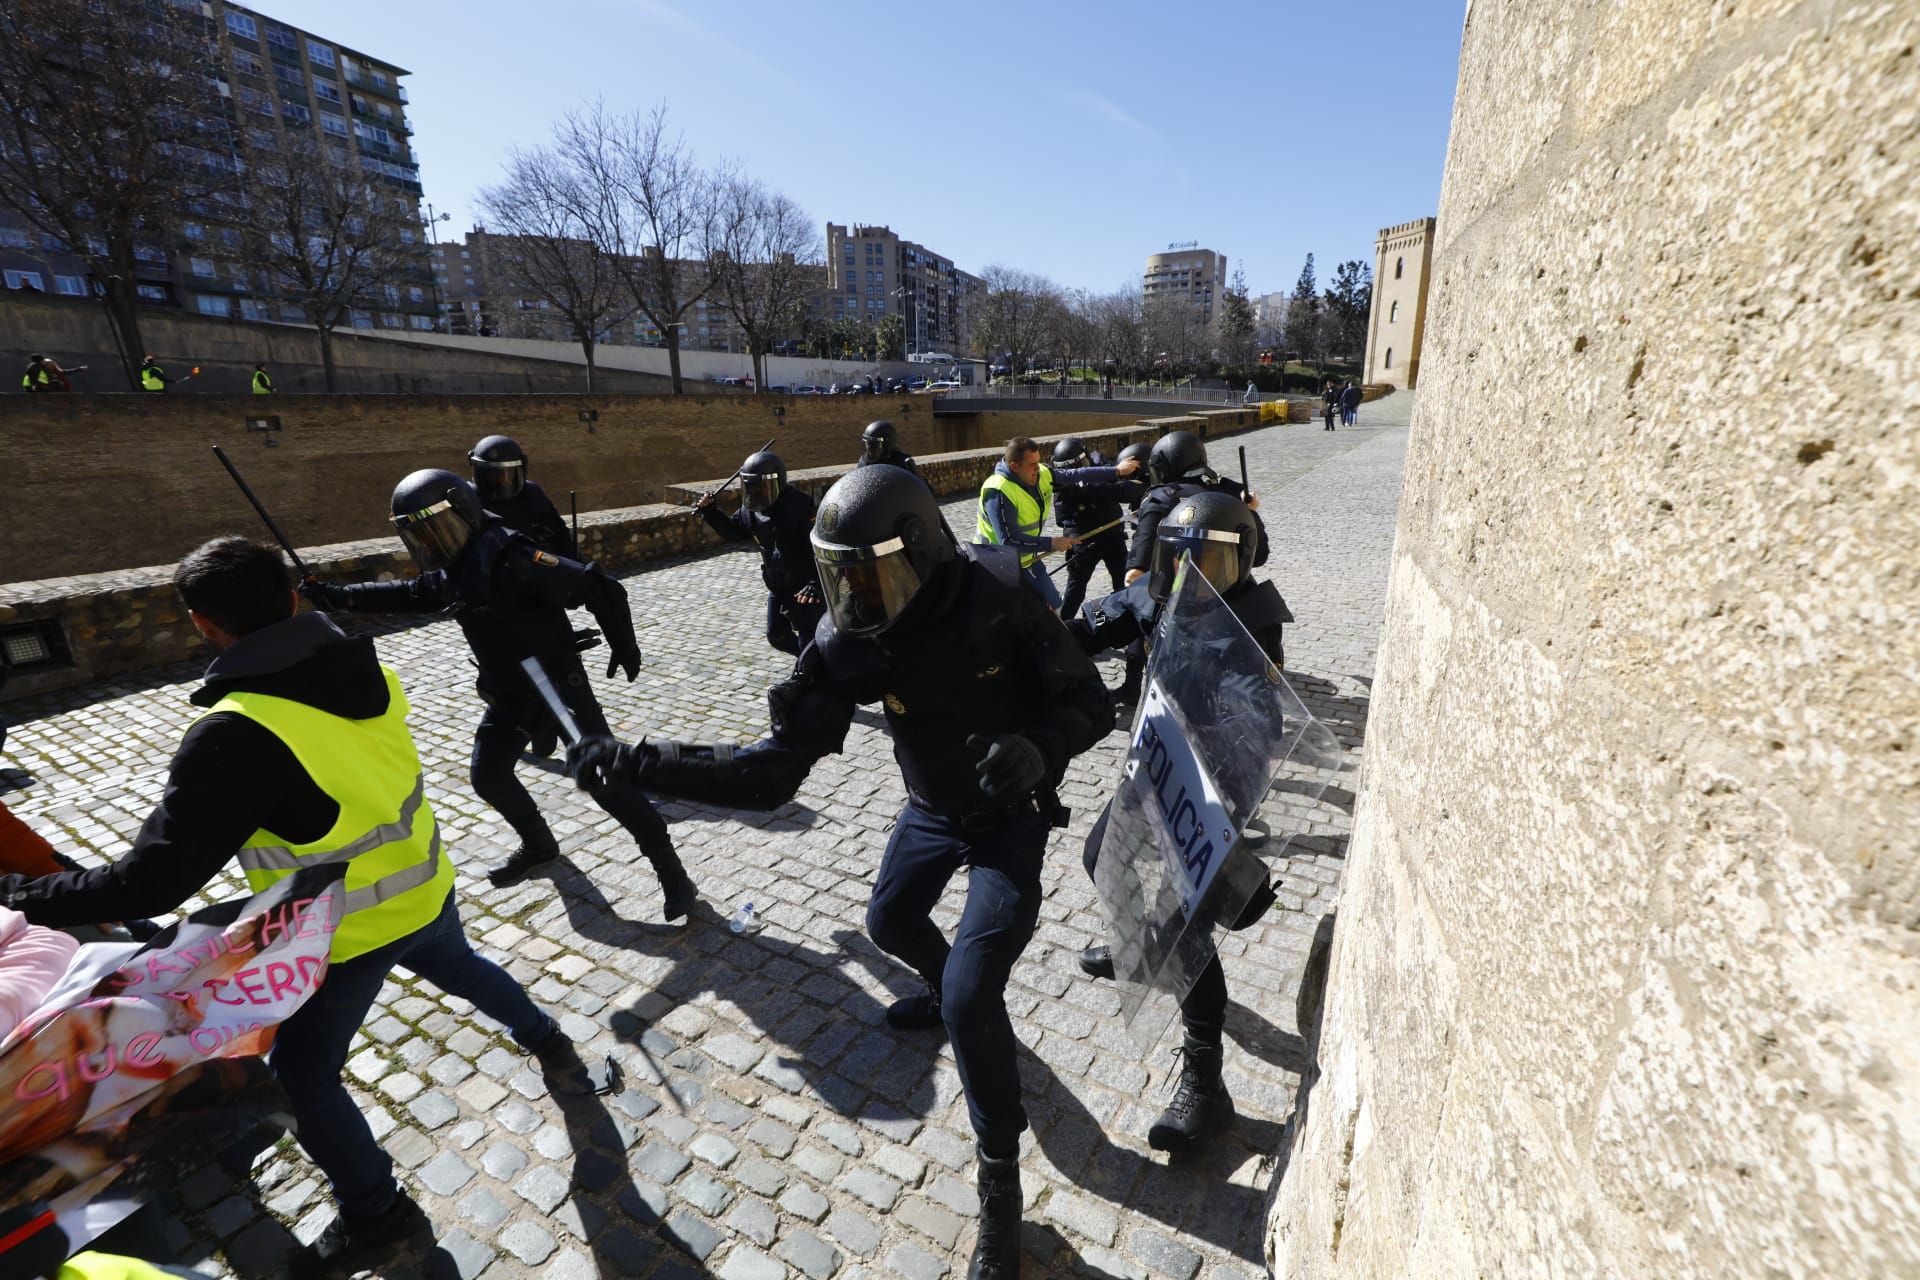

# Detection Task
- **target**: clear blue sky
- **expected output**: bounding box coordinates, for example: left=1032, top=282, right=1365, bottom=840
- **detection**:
left=266, top=0, right=1465, bottom=298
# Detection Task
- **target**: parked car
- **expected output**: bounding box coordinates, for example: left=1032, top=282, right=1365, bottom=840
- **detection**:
left=766, top=385, right=792, bottom=395
left=916, top=380, right=961, bottom=394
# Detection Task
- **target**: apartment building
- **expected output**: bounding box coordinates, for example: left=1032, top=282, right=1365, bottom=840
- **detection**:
left=0, top=1, right=434, bottom=330
left=1142, top=246, right=1229, bottom=325
left=825, top=223, right=983, bottom=355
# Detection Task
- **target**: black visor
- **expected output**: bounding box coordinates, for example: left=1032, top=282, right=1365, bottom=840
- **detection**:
left=392, top=498, right=474, bottom=571
left=811, top=533, right=924, bottom=636
left=861, top=437, right=888, bottom=462
left=742, top=473, right=782, bottom=512
left=1148, top=526, right=1244, bottom=602
left=472, top=458, right=526, bottom=502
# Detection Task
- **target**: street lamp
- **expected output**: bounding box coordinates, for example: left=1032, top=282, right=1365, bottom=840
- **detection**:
left=890, top=285, right=911, bottom=361
left=424, top=203, right=451, bottom=331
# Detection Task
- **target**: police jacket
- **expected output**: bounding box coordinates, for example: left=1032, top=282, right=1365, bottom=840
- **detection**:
left=1072, top=573, right=1291, bottom=668
left=1053, top=451, right=1144, bottom=535
left=856, top=447, right=919, bottom=477
left=488, top=479, right=577, bottom=558
left=0, top=613, right=393, bottom=927
left=338, top=524, right=636, bottom=704
left=698, top=485, right=822, bottom=598
left=1128, top=476, right=1270, bottom=573
left=642, top=546, right=1115, bottom=820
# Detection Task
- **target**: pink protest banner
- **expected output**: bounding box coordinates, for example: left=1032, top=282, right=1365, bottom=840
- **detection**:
left=0, top=865, right=345, bottom=1264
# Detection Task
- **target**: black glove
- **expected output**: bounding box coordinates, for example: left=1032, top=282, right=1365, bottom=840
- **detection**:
left=572, top=627, right=603, bottom=653
left=299, top=579, right=353, bottom=612
left=606, top=641, right=641, bottom=683
left=967, top=733, right=1049, bottom=802
left=566, top=736, right=654, bottom=790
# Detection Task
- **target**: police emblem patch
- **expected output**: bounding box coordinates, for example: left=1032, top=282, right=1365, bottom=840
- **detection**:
left=532, top=551, right=560, bottom=567
left=884, top=693, right=908, bottom=715
left=1176, top=503, right=1199, bottom=523
left=819, top=502, right=839, bottom=536
left=976, top=664, right=1003, bottom=678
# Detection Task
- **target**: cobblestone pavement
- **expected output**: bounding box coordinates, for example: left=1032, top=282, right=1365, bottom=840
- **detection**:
left=0, top=394, right=1412, bottom=1280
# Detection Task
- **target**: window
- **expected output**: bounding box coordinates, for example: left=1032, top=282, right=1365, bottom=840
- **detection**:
left=226, top=11, right=257, bottom=38
left=0, top=226, right=31, bottom=249
left=190, top=257, right=215, bottom=277
left=1390, top=300, right=1399, bottom=323
left=380, top=311, right=401, bottom=327
left=410, top=315, right=434, bottom=331
left=240, top=298, right=269, bottom=320
left=351, top=309, right=373, bottom=328
left=4, top=270, right=45, bottom=290
left=197, top=294, right=232, bottom=316
left=283, top=103, right=312, bottom=125
left=308, top=40, right=336, bottom=68
left=183, top=222, right=204, bottom=241
left=55, top=275, right=87, bottom=296
left=234, top=52, right=266, bottom=78
left=1384, top=347, right=1393, bottom=369
left=1394, top=257, right=1403, bottom=279
left=408, top=286, right=425, bottom=302
left=314, top=80, right=340, bottom=103
left=321, top=115, right=348, bottom=138
left=266, top=26, right=298, bottom=52
left=137, top=283, right=169, bottom=301
left=274, top=64, right=305, bottom=89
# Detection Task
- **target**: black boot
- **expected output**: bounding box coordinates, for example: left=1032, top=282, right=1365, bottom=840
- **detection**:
left=968, top=1149, right=1023, bottom=1280
left=1147, top=1035, right=1233, bottom=1152
left=646, top=842, right=698, bottom=921
left=1079, top=944, right=1114, bottom=980
left=487, top=836, right=560, bottom=888
left=290, top=1192, right=427, bottom=1280
left=886, top=984, right=944, bottom=1031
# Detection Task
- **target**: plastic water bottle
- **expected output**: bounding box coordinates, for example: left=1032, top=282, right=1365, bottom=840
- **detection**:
left=728, top=902, right=761, bottom=935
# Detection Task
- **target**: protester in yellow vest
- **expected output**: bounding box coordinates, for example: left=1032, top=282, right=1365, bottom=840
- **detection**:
left=975, top=436, right=1140, bottom=608
left=251, top=363, right=273, bottom=394
left=0, top=537, right=576, bottom=1280
left=57, top=1252, right=215, bottom=1279
left=138, top=356, right=168, bottom=392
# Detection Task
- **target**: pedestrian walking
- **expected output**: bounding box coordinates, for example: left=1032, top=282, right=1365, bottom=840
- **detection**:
left=1322, top=379, right=1337, bottom=430
left=0, top=537, right=572, bottom=1279
left=566, top=464, right=1118, bottom=1280
left=1243, top=380, right=1257, bottom=405
left=1340, top=380, right=1361, bottom=426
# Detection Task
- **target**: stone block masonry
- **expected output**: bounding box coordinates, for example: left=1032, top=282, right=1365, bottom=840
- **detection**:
left=1267, top=3, right=1920, bottom=1277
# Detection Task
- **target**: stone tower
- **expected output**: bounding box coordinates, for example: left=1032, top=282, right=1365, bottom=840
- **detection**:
left=1362, top=217, right=1434, bottom=389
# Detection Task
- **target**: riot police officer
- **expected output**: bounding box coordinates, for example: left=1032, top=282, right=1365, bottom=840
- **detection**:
left=1069, top=490, right=1289, bottom=1151
left=566, top=465, right=1115, bottom=1280
left=1127, top=430, right=1267, bottom=581
left=303, top=470, right=695, bottom=913
left=855, top=419, right=919, bottom=476
left=1050, top=436, right=1144, bottom=619
left=695, top=450, right=825, bottom=656
left=469, top=434, right=576, bottom=557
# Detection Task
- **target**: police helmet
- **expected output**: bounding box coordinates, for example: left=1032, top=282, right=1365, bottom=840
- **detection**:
left=1117, top=441, right=1152, bottom=469
left=1052, top=436, right=1089, bottom=469
left=468, top=434, right=528, bottom=502
left=1147, top=430, right=1209, bottom=486
left=810, top=464, right=954, bottom=637
left=860, top=419, right=899, bottom=462
left=390, top=468, right=485, bottom=572
left=1148, top=489, right=1260, bottom=603
left=740, top=450, right=787, bottom=513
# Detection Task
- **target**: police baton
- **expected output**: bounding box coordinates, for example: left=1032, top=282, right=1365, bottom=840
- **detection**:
left=691, top=437, right=776, bottom=506
left=570, top=489, right=579, bottom=548
left=1238, top=446, right=1250, bottom=504
left=1045, top=514, right=1128, bottom=577
left=521, top=657, right=584, bottom=745
left=212, top=444, right=312, bottom=579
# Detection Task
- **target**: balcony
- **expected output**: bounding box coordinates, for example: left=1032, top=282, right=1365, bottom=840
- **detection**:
left=344, top=68, right=403, bottom=101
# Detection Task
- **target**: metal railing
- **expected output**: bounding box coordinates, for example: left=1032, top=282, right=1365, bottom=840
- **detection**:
left=939, top=382, right=1284, bottom=406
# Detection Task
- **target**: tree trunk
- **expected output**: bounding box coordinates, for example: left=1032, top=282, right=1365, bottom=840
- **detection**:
left=750, top=342, right=765, bottom=393
left=582, top=337, right=597, bottom=393
left=666, top=330, right=684, bottom=394
left=98, top=269, right=145, bottom=390
left=317, top=325, right=338, bottom=392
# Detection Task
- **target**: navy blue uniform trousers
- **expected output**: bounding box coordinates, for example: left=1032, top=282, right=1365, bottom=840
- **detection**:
left=865, top=802, right=1049, bottom=1155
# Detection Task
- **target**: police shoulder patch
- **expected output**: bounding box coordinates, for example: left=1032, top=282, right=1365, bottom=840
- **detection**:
left=532, top=550, right=560, bottom=567
left=883, top=692, right=908, bottom=715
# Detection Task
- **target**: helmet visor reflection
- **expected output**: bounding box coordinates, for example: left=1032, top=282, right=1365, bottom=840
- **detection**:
left=1147, top=528, right=1243, bottom=602
left=472, top=458, right=526, bottom=502
left=392, top=499, right=473, bottom=571
left=811, top=534, right=923, bottom=636
left=741, top=473, right=782, bottom=512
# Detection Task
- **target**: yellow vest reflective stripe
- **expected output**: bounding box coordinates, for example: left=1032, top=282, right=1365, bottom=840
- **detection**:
left=975, top=467, right=1054, bottom=568
left=24, top=368, right=49, bottom=390
left=141, top=366, right=165, bottom=391
left=252, top=370, right=272, bottom=393
left=205, top=666, right=453, bottom=962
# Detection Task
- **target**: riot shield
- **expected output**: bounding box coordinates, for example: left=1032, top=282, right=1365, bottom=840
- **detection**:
left=1091, top=556, right=1345, bottom=1049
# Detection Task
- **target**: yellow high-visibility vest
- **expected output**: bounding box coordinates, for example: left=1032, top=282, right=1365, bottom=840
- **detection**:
left=204, top=665, right=453, bottom=961
left=252, top=369, right=273, bottom=394
left=140, top=365, right=166, bottom=391
left=976, top=466, right=1055, bottom=569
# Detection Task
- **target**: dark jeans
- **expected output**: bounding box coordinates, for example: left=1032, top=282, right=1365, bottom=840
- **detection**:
left=865, top=802, right=1048, bottom=1154
left=766, top=594, right=826, bottom=657
left=271, top=891, right=550, bottom=1219
left=1080, top=804, right=1226, bottom=1042
left=1059, top=528, right=1129, bottom=620
left=471, top=655, right=672, bottom=857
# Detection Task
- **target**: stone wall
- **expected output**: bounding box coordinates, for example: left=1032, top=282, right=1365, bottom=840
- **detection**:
left=0, top=290, right=678, bottom=395
left=0, top=417, right=1252, bottom=701
left=1267, top=4, right=1920, bottom=1277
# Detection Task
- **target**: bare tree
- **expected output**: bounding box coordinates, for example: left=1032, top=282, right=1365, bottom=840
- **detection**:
left=478, top=112, right=638, bottom=391
left=239, top=137, right=422, bottom=391
left=0, top=0, right=235, bottom=387
left=1144, top=295, right=1207, bottom=379
left=706, top=174, right=822, bottom=391
left=611, top=105, right=713, bottom=394
left=1095, top=285, right=1146, bottom=381
left=972, top=265, right=1060, bottom=378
